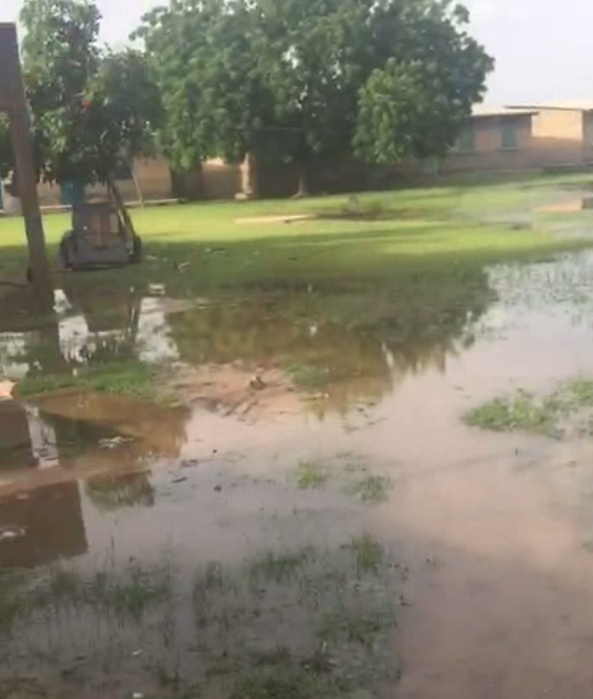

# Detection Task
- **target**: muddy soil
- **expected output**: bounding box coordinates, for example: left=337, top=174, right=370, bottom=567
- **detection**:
left=3, top=251, right=593, bottom=697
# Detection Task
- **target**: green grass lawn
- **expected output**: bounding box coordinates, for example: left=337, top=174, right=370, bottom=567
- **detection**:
left=1, top=172, right=591, bottom=297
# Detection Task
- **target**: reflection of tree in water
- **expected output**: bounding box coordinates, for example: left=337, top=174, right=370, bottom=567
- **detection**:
left=0, top=481, right=87, bottom=568
left=0, top=280, right=144, bottom=383
left=169, top=265, right=494, bottom=412
left=85, top=472, right=154, bottom=512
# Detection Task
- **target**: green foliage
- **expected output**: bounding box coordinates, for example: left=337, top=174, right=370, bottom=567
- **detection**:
left=296, top=461, right=328, bottom=489
left=346, top=534, right=385, bottom=576
left=86, top=473, right=154, bottom=512
left=286, top=363, right=331, bottom=392
left=249, top=550, right=312, bottom=584
left=465, top=378, right=593, bottom=437
left=138, top=0, right=492, bottom=191
left=464, top=391, right=555, bottom=434
left=346, top=475, right=392, bottom=504
left=136, top=0, right=272, bottom=169
left=0, top=0, right=161, bottom=189
left=15, top=360, right=156, bottom=401
left=355, top=2, right=493, bottom=164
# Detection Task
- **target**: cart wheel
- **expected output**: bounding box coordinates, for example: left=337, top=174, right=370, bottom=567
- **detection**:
left=130, top=235, right=143, bottom=264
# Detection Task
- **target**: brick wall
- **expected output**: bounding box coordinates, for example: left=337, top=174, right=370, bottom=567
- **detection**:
left=530, top=109, right=586, bottom=166
left=35, top=157, right=174, bottom=207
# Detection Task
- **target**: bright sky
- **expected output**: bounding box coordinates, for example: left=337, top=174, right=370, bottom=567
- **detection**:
left=2, top=0, right=593, bottom=104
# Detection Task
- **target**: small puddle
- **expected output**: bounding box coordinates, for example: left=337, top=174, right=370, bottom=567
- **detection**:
left=4, top=253, right=593, bottom=696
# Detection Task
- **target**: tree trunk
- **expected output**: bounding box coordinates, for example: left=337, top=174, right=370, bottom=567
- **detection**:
left=238, top=151, right=258, bottom=199
left=9, top=107, right=52, bottom=309
left=107, top=176, right=137, bottom=239
left=130, top=161, right=144, bottom=208
left=294, top=161, right=310, bottom=199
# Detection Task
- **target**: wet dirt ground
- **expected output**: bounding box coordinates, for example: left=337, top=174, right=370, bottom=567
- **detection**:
left=3, top=248, right=593, bottom=697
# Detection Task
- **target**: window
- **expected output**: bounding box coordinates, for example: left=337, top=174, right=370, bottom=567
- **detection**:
left=457, top=127, right=476, bottom=154
left=501, top=123, right=518, bottom=150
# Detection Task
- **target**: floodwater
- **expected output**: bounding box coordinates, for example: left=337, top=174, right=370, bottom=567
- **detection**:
left=3, top=251, right=593, bottom=697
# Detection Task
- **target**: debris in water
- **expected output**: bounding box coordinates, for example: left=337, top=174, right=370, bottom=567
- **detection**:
left=182, top=459, right=199, bottom=468
left=131, top=649, right=144, bottom=658
left=249, top=375, right=267, bottom=391
left=214, top=485, right=223, bottom=492
left=0, top=525, right=26, bottom=542
left=98, top=436, right=133, bottom=450
left=172, top=475, right=188, bottom=484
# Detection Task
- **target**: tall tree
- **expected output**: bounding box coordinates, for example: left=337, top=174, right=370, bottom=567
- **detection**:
left=1, top=0, right=162, bottom=212
left=139, top=0, right=491, bottom=197
left=254, top=0, right=374, bottom=196
left=136, top=0, right=274, bottom=171
left=354, top=1, right=494, bottom=164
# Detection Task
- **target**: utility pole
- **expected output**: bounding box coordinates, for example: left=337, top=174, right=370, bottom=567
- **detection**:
left=0, top=23, right=52, bottom=308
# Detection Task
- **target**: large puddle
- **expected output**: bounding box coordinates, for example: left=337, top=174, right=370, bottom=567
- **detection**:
left=3, top=251, right=593, bottom=696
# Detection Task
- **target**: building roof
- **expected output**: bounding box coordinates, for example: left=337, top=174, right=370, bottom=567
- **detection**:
left=471, top=105, right=538, bottom=118
left=506, top=101, right=593, bottom=112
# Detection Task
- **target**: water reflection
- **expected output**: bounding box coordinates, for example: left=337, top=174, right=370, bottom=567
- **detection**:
left=0, top=261, right=498, bottom=441
left=85, top=471, right=154, bottom=512
left=0, top=398, right=133, bottom=473
left=0, top=481, right=87, bottom=568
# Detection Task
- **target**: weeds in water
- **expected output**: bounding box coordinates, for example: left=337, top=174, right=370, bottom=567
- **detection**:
left=0, top=570, right=29, bottom=631
left=296, top=461, right=327, bottom=489
left=1, top=539, right=403, bottom=698
left=318, top=603, right=396, bottom=647
left=230, top=668, right=316, bottom=699
left=286, top=363, right=331, bottom=392
left=563, top=377, right=593, bottom=408
left=89, top=563, right=171, bottom=619
left=346, top=534, right=385, bottom=576
left=464, top=390, right=556, bottom=435
left=249, top=550, right=312, bottom=584
left=346, top=475, right=392, bottom=504
left=86, top=472, right=154, bottom=512
left=465, top=376, right=593, bottom=437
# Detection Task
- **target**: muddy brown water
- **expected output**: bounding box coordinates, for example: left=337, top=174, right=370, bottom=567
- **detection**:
left=3, top=252, right=593, bottom=697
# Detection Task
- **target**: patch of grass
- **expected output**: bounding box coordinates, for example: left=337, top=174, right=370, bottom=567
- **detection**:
left=86, top=472, right=154, bottom=512
left=1, top=540, right=403, bottom=698
left=465, top=376, right=593, bottom=438
left=89, top=563, right=172, bottom=619
left=318, top=604, right=396, bottom=647
left=1, top=175, right=593, bottom=308
left=346, top=474, right=392, bottom=504
left=563, top=377, right=593, bottom=408
left=296, top=460, right=328, bottom=489
left=14, top=360, right=158, bottom=402
left=230, top=668, right=317, bottom=699
left=286, top=363, right=331, bottom=392
left=464, top=390, right=556, bottom=435
left=0, top=570, right=29, bottom=631
left=346, top=534, right=385, bottom=576
left=249, top=550, right=312, bottom=584
left=23, top=561, right=172, bottom=622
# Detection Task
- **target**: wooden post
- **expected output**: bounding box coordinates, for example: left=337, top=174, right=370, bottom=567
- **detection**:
left=0, top=23, right=52, bottom=307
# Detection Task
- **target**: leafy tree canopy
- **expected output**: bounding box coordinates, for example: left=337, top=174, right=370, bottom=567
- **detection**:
left=135, top=0, right=275, bottom=169
left=138, top=0, right=493, bottom=192
left=0, top=0, right=162, bottom=188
